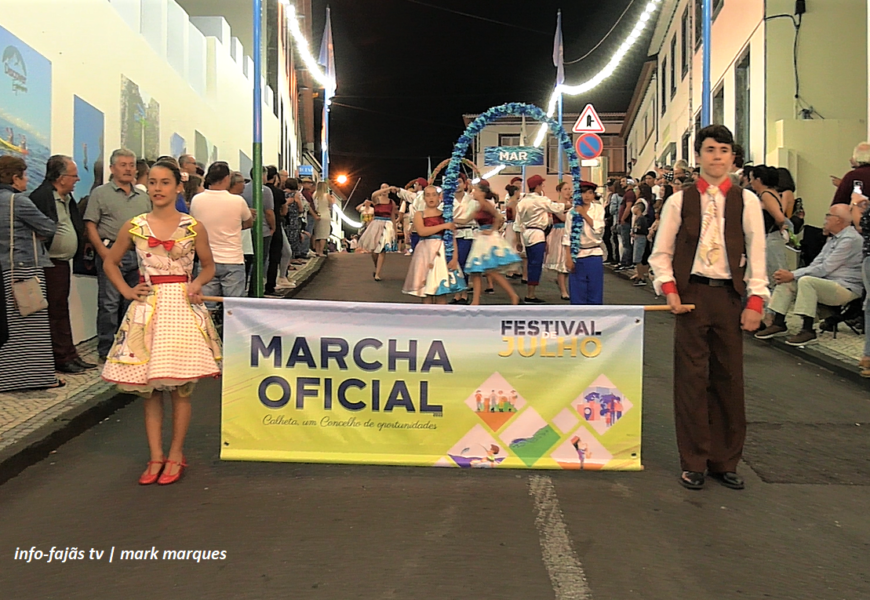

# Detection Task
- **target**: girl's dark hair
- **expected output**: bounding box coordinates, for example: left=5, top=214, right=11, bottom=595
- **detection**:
left=0, top=155, right=27, bottom=184
left=638, top=183, right=654, bottom=202
left=476, top=181, right=498, bottom=201
left=505, top=184, right=518, bottom=196
left=183, top=175, right=203, bottom=203
left=662, top=184, right=674, bottom=201
left=151, top=159, right=182, bottom=185
left=776, top=167, right=796, bottom=193
left=204, top=162, right=231, bottom=188
left=750, top=165, right=779, bottom=188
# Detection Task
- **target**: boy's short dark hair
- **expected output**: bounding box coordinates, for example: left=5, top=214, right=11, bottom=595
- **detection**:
left=694, top=124, right=735, bottom=155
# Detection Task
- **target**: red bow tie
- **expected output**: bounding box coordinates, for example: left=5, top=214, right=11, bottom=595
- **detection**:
left=148, top=237, right=175, bottom=251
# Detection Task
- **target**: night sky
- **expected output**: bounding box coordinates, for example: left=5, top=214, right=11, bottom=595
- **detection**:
left=311, top=0, right=655, bottom=203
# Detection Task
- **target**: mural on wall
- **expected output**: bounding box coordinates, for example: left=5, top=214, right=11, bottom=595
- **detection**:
left=194, top=130, right=208, bottom=165
left=170, top=133, right=186, bottom=158
left=71, top=96, right=105, bottom=277
left=120, top=75, right=159, bottom=161
left=72, top=96, right=104, bottom=201
left=0, top=24, right=51, bottom=191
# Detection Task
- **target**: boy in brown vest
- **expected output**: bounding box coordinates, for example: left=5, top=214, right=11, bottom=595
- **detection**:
left=649, top=125, right=769, bottom=490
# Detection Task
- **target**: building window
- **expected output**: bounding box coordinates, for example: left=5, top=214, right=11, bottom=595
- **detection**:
left=644, top=114, right=649, bottom=141
left=695, top=0, right=724, bottom=51
left=713, top=84, right=725, bottom=125
left=681, top=7, right=690, bottom=78
left=734, top=50, right=750, bottom=151
left=682, top=130, right=691, bottom=161
left=499, top=133, right=521, bottom=175
left=547, top=135, right=568, bottom=175
left=660, top=60, right=667, bottom=116
left=670, top=36, right=677, bottom=98
left=694, top=112, right=701, bottom=138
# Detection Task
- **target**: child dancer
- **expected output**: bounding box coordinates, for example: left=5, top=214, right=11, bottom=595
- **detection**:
left=564, top=181, right=606, bottom=304
left=460, top=181, right=521, bottom=305
left=101, top=160, right=222, bottom=486
left=402, top=185, right=466, bottom=303
left=357, top=184, right=397, bottom=281
left=545, top=181, right=572, bottom=300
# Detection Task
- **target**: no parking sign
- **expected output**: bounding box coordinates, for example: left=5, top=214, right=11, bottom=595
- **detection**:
left=575, top=133, right=603, bottom=160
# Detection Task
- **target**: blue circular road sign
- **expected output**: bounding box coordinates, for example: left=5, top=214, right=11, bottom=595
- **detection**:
left=575, top=133, right=603, bottom=160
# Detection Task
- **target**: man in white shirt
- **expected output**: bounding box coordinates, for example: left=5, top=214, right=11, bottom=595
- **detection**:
left=190, top=162, right=253, bottom=308
left=648, top=125, right=768, bottom=492
left=516, top=174, right=565, bottom=303
left=564, top=181, right=606, bottom=304
left=397, top=177, right=429, bottom=253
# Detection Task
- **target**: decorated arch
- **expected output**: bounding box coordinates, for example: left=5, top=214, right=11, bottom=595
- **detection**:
left=440, top=102, right=584, bottom=260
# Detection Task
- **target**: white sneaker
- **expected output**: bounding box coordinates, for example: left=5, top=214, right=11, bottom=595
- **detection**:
left=276, top=277, right=294, bottom=289
left=307, top=251, right=317, bottom=258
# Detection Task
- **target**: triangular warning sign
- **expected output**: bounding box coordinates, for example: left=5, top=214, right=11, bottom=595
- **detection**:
left=573, top=104, right=605, bottom=133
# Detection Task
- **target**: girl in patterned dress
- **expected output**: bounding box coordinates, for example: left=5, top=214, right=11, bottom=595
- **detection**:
left=401, top=185, right=465, bottom=303
left=544, top=181, right=571, bottom=300
left=101, top=160, right=222, bottom=486
left=460, top=181, right=521, bottom=305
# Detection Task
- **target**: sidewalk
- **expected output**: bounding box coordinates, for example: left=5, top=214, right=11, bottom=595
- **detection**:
left=0, top=254, right=326, bottom=484
left=606, top=264, right=868, bottom=385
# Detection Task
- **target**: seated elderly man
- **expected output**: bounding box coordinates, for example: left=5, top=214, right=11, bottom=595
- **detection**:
left=756, top=204, right=863, bottom=346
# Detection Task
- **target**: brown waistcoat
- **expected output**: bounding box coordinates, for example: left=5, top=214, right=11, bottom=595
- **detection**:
left=674, top=184, right=746, bottom=296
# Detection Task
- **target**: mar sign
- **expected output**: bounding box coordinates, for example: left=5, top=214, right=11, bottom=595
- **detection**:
left=484, top=146, right=544, bottom=167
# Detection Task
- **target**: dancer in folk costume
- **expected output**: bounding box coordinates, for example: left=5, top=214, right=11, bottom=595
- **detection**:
left=648, top=125, right=768, bottom=491
left=516, top=174, right=566, bottom=303
left=544, top=181, right=572, bottom=300
left=564, top=181, right=606, bottom=305
left=459, top=181, right=521, bottom=305
left=502, top=181, right=525, bottom=278
left=357, top=184, right=398, bottom=281
left=402, top=185, right=466, bottom=303
left=101, top=160, right=222, bottom=486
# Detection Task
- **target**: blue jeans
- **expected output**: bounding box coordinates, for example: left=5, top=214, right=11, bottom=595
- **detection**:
left=202, top=263, right=246, bottom=310
left=96, top=250, right=140, bottom=358
left=526, top=242, right=546, bottom=285
left=864, top=256, right=870, bottom=358
left=569, top=255, right=604, bottom=305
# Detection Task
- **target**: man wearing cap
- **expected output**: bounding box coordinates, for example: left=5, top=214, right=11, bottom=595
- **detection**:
left=516, top=174, right=565, bottom=303
left=564, top=182, right=606, bottom=304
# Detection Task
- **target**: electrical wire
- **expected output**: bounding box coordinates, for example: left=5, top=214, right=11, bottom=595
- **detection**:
left=401, top=0, right=550, bottom=35
left=565, top=0, right=636, bottom=64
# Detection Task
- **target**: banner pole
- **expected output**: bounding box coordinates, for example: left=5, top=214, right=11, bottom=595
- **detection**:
left=251, top=0, right=264, bottom=298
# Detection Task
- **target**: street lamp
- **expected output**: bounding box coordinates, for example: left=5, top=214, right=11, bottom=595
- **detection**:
left=336, top=174, right=348, bottom=185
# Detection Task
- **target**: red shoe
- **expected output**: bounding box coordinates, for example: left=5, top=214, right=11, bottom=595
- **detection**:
left=138, top=458, right=165, bottom=485
left=157, top=458, right=187, bottom=485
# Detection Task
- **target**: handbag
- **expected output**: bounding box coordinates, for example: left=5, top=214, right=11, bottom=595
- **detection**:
left=8, top=194, right=48, bottom=317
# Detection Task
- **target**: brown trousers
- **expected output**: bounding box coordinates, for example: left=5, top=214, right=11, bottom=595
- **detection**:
left=673, top=280, right=746, bottom=473
left=44, top=259, right=79, bottom=366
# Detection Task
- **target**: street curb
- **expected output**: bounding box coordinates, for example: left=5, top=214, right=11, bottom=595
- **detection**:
left=0, top=388, right=137, bottom=487
left=605, top=265, right=870, bottom=388
left=280, top=255, right=326, bottom=299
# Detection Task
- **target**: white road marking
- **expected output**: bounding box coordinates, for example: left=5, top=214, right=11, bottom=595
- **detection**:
left=528, top=474, right=593, bottom=600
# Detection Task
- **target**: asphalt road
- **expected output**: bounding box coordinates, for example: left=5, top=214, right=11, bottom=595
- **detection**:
left=1, top=253, right=868, bottom=600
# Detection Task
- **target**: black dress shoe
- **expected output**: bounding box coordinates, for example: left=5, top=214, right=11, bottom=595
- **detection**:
left=709, top=471, right=745, bottom=490
left=679, top=471, right=705, bottom=490
left=524, top=297, right=546, bottom=304
left=73, top=357, right=98, bottom=370
left=57, top=361, right=86, bottom=374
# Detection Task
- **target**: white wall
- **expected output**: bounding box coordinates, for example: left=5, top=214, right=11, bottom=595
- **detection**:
left=1, top=0, right=289, bottom=342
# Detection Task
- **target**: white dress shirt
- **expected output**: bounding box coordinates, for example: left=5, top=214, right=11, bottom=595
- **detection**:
left=517, top=193, right=565, bottom=246
left=453, top=192, right=479, bottom=239
left=648, top=185, right=770, bottom=300
left=562, top=202, right=605, bottom=258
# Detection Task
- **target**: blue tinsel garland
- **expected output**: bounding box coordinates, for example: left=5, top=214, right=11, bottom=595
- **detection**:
left=439, top=102, right=584, bottom=260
